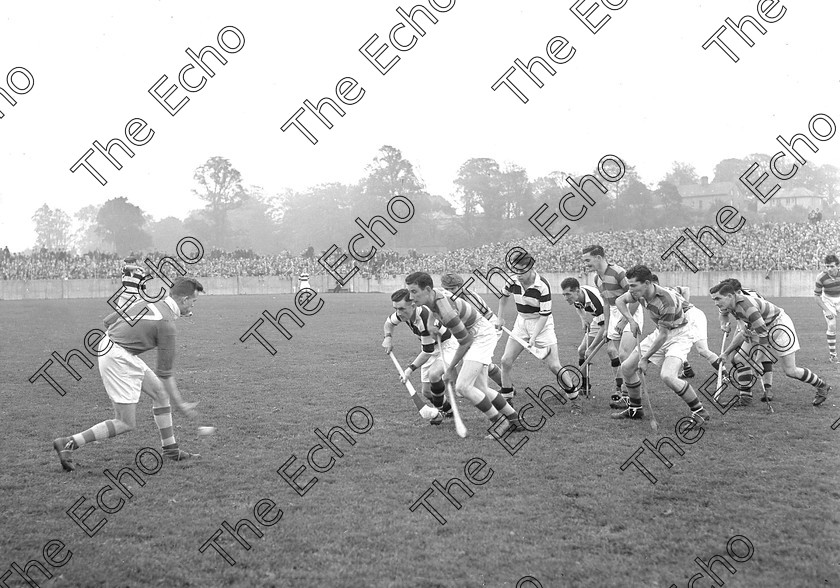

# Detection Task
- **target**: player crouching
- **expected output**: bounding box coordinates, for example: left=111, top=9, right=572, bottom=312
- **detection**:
left=405, top=272, right=523, bottom=436
left=383, top=289, right=453, bottom=424
left=613, top=265, right=711, bottom=427
left=53, top=277, right=204, bottom=472
left=711, top=281, right=831, bottom=406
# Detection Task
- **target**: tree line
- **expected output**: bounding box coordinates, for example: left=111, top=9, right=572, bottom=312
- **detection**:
left=28, top=148, right=840, bottom=256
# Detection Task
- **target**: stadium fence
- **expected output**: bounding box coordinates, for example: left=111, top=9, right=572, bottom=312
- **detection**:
left=0, top=271, right=817, bottom=300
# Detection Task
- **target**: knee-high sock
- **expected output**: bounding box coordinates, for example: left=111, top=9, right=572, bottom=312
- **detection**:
left=72, top=420, right=119, bottom=449
left=153, top=405, right=177, bottom=450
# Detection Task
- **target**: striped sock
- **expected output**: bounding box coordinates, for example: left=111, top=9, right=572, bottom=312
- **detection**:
left=153, top=405, right=177, bottom=448
left=500, top=386, right=514, bottom=399
left=490, top=391, right=517, bottom=417
left=828, top=334, right=836, bottom=355
left=430, top=380, right=446, bottom=408
left=625, top=381, right=642, bottom=407
left=796, top=368, right=824, bottom=388
left=72, top=420, right=118, bottom=448
left=475, top=395, right=500, bottom=420
left=488, top=364, right=503, bottom=386
left=677, top=382, right=703, bottom=410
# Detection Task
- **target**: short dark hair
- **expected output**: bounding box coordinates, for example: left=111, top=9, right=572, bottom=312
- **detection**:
left=511, top=252, right=534, bottom=272
left=716, top=283, right=738, bottom=297
left=723, top=277, right=743, bottom=291
left=626, top=264, right=653, bottom=283
left=709, top=282, right=724, bottom=295
left=405, top=272, right=434, bottom=290
left=171, top=277, right=204, bottom=297
left=440, top=273, right=464, bottom=289
left=650, top=274, right=659, bottom=284
left=391, top=288, right=411, bottom=303
left=825, top=254, right=839, bottom=265
left=560, top=277, right=580, bottom=291
left=582, top=245, right=605, bottom=258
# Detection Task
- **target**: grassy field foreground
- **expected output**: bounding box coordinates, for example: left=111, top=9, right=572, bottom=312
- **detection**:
left=1, top=293, right=838, bottom=587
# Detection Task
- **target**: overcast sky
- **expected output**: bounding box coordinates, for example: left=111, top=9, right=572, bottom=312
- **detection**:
left=1, top=0, right=838, bottom=251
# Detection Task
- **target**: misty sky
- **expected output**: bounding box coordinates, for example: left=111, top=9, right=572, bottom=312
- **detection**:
left=1, top=0, right=838, bottom=250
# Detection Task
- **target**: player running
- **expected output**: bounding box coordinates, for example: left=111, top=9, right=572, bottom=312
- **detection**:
left=405, top=272, right=522, bottom=434
left=382, top=288, right=453, bottom=424
left=814, top=254, right=840, bottom=363
left=561, top=277, right=605, bottom=397
left=52, top=277, right=204, bottom=472
left=712, top=278, right=773, bottom=405
left=711, top=281, right=831, bottom=406
left=613, top=265, right=711, bottom=426
left=496, top=254, right=582, bottom=414
left=648, top=275, right=722, bottom=377
left=582, top=245, right=644, bottom=409
left=439, top=273, right=506, bottom=395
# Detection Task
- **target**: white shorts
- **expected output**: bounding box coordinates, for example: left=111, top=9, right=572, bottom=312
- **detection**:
left=98, top=335, right=152, bottom=404
left=463, top=318, right=499, bottom=365
left=686, top=306, right=708, bottom=343
left=608, top=304, right=644, bottom=341
left=511, top=314, right=557, bottom=348
left=822, top=296, right=840, bottom=320
left=765, top=311, right=800, bottom=358
left=586, top=317, right=605, bottom=338
left=640, top=322, right=693, bottom=366
left=420, top=351, right=440, bottom=384
left=435, top=335, right=460, bottom=371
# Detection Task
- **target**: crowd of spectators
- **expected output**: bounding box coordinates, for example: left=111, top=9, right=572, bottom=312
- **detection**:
left=2, top=219, right=839, bottom=281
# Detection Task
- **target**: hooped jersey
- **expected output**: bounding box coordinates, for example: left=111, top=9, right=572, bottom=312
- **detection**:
left=641, top=285, right=692, bottom=330
left=502, top=272, right=552, bottom=318
left=430, top=287, right=489, bottom=346
left=720, top=287, right=764, bottom=317
left=122, top=264, right=148, bottom=294
left=387, top=305, right=451, bottom=353
left=815, top=271, right=840, bottom=298
left=730, top=294, right=784, bottom=339
left=575, top=285, right=605, bottom=324
left=594, top=263, right=629, bottom=304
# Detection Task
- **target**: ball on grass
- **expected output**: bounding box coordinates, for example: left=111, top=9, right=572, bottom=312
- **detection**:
left=198, top=426, right=216, bottom=436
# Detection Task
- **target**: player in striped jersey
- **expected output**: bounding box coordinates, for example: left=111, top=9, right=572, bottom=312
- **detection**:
left=561, top=277, right=606, bottom=398
left=614, top=265, right=711, bottom=426
left=814, top=254, right=840, bottom=362
left=439, top=273, right=506, bottom=394
left=405, top=272, right=522, bottom=433
left=648, top=276, right=720, bottom=379
left=298, top=271, right=313, bottom=292
left=713, top=278, right=773, bottom=404
left=118, top=256, right=150, bottom=307
left=712, top=282, right=831, bottom=406
left=382, top=288, right=453, bottom=424
left=497, top=255, right=582, bottom=414
left=582, top=245, right=645, bottom=409
left=52, top=277, right=204, bottom=472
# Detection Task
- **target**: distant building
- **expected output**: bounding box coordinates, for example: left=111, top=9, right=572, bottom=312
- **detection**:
left=768, top=187, right=827, bottom=210
left=677, top=177, right=739, bottom=211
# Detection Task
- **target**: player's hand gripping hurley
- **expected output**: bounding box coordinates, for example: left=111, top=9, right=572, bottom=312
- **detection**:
left=500, top=326, right=550, bottom=360
left=435, top=334, right=467, bottom=438
left=388, top=352, right=437, bottom=419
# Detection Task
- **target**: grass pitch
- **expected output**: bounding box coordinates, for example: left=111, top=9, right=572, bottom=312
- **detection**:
left=1, top=293, right=839, bottom=587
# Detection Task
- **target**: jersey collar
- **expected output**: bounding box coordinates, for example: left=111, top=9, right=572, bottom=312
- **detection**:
left=164, top=295, right=181, bottom=317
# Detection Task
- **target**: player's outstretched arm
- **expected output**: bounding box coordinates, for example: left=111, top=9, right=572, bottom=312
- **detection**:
left=161, top=377, right=198, bottom=419
left=614, top=292, right=635, bottom=329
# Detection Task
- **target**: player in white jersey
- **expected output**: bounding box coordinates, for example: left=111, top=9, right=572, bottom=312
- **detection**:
left=497, top=254, right=582, bottom=414
left=118, top=256, right=150, bottom=307
left=561, top=277, right=605, bottom=397
left=298, top=271, right=313, bottom=292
